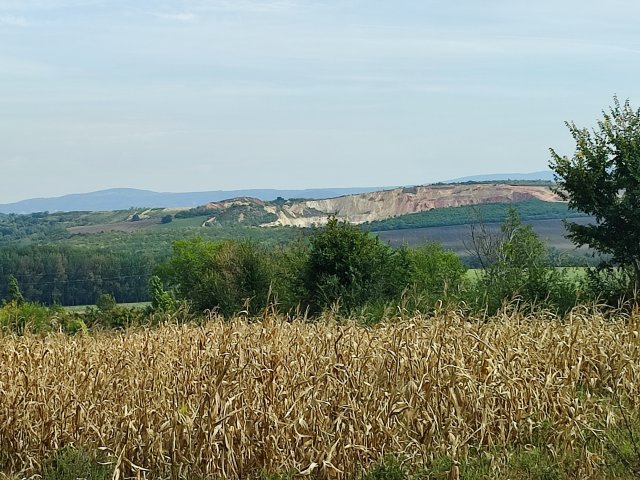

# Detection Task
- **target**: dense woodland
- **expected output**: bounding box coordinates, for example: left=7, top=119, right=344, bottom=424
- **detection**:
left=0, top=245, right=156, bottom=305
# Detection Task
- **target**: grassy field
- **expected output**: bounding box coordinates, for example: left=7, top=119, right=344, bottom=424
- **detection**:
left=63, top=302, right=151, bottom=312
left=366, top=199, right=587, bottom=232
left=1, top=310, right=639, bottom=479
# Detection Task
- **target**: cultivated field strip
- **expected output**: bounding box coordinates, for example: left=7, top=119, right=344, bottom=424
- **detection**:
left=1, top=311, right=639, bottom=478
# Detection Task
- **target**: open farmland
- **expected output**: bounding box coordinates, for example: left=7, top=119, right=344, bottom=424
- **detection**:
left=1, top=311, right=639, bottom=479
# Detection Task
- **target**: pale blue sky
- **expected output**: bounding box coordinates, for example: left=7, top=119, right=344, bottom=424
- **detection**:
left=1, top=0, right=639, bottom=203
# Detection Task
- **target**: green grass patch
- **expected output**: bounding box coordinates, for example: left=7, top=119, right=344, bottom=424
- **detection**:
left=64, top=302, right=151, bottom=312
left=148, top=216, right=208, bottom=230
left=42, top=446, right=113, bottom=480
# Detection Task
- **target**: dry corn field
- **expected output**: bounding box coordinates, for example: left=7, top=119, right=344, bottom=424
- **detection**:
left=1, top=310, right=640, bottom=479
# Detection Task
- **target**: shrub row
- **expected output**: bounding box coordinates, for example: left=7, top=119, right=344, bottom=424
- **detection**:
left=155, top=218, right=468, bottom=319
left=155, top=213, right=636, bottom=319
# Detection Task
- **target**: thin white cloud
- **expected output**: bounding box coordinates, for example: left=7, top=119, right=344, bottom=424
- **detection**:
left=153, top=12, right=197, bottom=22
left=0, top=55, right=51, bottom=76
left=0, top=14, right=29, bottom=26
left=277, top=26, right=640, bottom=64
left=186, top=0, right=298, bottom=13
left=0, top=156, right=25, bottom=168
left=0, top=0, right=103, bottom=10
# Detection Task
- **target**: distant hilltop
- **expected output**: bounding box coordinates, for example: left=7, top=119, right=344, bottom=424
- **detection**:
left=25, top=181, right=566, bottom=239
left=260, top=183, right=562, bottom=227
left=55, top=182, right=564, bottom=237
left=444, top=170, right=555, bottom=183
left=0, top=187, right=387, bottom=215
left=0, top=170, right=554, bottom=214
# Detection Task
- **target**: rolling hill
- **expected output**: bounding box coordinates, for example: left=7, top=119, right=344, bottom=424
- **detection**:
left=445, top=170, right=555, bottom=183
left=1, top=182, right=571, bottom=240
left=260, top=183, right=562, bottom=227
left=0, top=187, right=389, bottom=215
left=0, top=170, right=555, bottom=214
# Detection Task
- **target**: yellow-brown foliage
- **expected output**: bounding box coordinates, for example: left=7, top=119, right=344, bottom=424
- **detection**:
left=1, top=309, right=639, bottom=479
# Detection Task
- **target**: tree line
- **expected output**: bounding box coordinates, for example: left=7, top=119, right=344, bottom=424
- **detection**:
left=0, top=245, right=159, bottom=305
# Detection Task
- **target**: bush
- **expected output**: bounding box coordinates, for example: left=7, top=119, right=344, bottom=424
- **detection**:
left=471, top=209, right=577, bottom=314
left=157, top=238, right=274, bottom=316
left=583, top=266, right=636, bottom=308
left=0, top=301, right=53, bottom=334
left=63, top=316, right=88, bottom=335
left=404, top=243, right=467, bottom=310
left=148, top=275, right=174, bottom=312
left=95, top=293, right=116, bottom=313
left=268, top=240, right=309, bottom=314
left=83, top=305, right=145, bottom=330
left=42, top=446, right=113, bottom=480
left=301, top=218, right=406, bottom=314
left=6, top=274, right=24, bottom=306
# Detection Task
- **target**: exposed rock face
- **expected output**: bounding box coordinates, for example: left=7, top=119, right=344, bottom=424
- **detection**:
left=204, top=197, right=266, bottom=209
left=261, top=184, right=562, bottom=227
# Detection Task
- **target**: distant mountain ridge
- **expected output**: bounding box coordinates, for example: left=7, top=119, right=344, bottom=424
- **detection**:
left=0, top=170, right=555, bottom=214
left=0, top=187, right=388, bottom=214
left=445, top=170, right=554, bottom=183
left=50, top=182, right=566, bottom=237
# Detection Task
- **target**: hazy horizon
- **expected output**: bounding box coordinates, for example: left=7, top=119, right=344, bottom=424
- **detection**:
left=0, top=169, right=555, bottom=205
left=2, top=1, right=639, bottom=203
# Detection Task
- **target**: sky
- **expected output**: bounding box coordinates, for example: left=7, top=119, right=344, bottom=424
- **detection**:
left=1, top=0, right=640, bottom=203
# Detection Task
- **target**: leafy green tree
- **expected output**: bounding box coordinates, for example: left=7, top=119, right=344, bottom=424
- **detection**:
left=550, top=97, right=640, bottom=294
left=149, top=275, right=174, bottom=312
left=268, top=240, right=309, bottom=313
left=405, top=243, right=467, bottom=305
left=301, top=218, right=405, bottom=314
left=7, top=274, right=24, bottom=306
left=95, top=293, right=116, bottom=312
left=157, top=238, right=273, bottom=316
left=474, top=209, right=575, bottom=313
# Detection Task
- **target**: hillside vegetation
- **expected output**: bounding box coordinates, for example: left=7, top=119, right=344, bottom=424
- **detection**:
left=367, top=199, right=586, bottom=231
